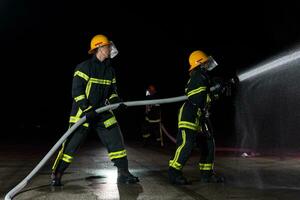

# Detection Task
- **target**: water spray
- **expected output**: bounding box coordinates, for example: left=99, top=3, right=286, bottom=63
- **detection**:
left=238, top=48, right=300, bottom=82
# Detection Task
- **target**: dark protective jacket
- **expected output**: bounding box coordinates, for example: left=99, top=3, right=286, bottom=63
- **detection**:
left=178, top=67, right=211, bottom=131
left=69, top=55, right=121, bottom=128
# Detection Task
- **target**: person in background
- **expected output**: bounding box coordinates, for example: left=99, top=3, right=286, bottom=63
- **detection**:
left=141, top=84, right=163, bottom=147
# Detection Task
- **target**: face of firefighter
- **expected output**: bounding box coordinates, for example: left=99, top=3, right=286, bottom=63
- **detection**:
left=148, top=85, right=156, bottom=94
left=97, top=45, right=111, bottom=61
left=96, top=42, right=119, bottom=61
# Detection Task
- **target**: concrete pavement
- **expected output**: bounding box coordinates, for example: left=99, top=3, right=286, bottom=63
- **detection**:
left=1, top=139, right=300, bottom=200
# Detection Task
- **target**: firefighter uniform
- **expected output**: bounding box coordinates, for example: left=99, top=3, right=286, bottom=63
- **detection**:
left=52, top=55, right=132, bottom=182
left=142, top=92, right=162, bottom=146
left=169, top=66, right=214, bottom=170
left=168, top=50, right=224, bottom=184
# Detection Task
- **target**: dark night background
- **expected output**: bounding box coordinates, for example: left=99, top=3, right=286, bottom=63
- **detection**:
left=1, top=1, right=300, bottom=147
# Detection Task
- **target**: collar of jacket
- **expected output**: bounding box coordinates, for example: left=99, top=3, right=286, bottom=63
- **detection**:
left=92, top=54, right=102, bottom=64
left=191, top=66, right=209, bottom=77
left=92, top=55, right=112, bottom=68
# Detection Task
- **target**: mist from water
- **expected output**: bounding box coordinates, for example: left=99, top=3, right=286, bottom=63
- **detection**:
left=232, top=44, right=300, bottom=189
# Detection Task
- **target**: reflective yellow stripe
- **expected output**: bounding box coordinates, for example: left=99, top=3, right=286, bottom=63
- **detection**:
left=85, top=78, right=111, bottom=98
left=108, top=150, right=127, bottom=160
left=74, top=94, right=86, bottom=102
left=112, top=78, right=116, bottom=83
left=52, top=142, right=65, bottom=171
left=74, top=71, right=89, bottom=81
left=178, top=103, right=184, bottom=122
left=103, top=116, right=117, bottom=128
left=142, top=133, right=151, bottom=138
left=83, top=106, right=93, bottom=112
left=85, top=81, right=92, bottom=98
left=196, top=108, right=202, bottom=118
left=169, top=130, right=186, bottom=170
left=206, top=94, right=211, bottom=104
left=109, top=93, right=118, bottom=100
left=89, top=78, right=112, bottom=85
left=62, top=154, right=73, bottom=163
left=178, top=121, right=199, bottom=131
left=187, top=86, right=206, bottom=97
left=75, top=107, right=83, bottom=118
left=69, top=116, right=89, bottom=127
left=178, top=102, right=200, bottom=131
left=69, top=116, right=80, bottom=122
left=199, top=163, right=214, bottom=170
left=169, top=160, right=182, bottom=170
left=145, top=116, right=161, bottom=123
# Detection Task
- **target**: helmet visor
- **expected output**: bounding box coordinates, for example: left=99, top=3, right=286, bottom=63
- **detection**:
left=205, top=56, right=218, bottom=71
left=110, top=41, right=119, bottom=59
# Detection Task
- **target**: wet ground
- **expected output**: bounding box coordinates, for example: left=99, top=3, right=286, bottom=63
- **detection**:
left=1, top=139, right=300, bottom=200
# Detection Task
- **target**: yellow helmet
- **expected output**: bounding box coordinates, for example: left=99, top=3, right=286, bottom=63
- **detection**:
left=88, top=34, right=111, bottom=54
left=188, top=50, right=209, bottom=71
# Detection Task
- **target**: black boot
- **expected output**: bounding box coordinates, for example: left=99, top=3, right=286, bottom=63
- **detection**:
left=117, top=168, right=139, bottom=184
left=200, top=171, right=225, bottom=183
left=51, top=171, right=63, bottom=186
left=168, top=167, right=190, bottom=185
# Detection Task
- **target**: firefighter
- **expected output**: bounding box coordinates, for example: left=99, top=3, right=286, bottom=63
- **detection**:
left=168, top=50, right=225, bottom=185
left=141, top=84, right=162, bottom=147
left=51, top=34, right=139, bottom=186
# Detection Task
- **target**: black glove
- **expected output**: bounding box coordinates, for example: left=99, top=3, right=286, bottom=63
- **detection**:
left=223, top=83, right=232, bottom=97
left=224, top=77, right=239, bottom=97
left=114, top=103, right=127, bottom=115
left=84, top=109, right=98, bottom=122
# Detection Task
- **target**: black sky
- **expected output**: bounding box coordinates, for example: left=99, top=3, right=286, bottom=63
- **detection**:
left=1, top=1, right=300, bottom=140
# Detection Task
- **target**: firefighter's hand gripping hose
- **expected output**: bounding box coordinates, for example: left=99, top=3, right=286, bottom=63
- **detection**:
left=5, top=95, right=187, bottom=200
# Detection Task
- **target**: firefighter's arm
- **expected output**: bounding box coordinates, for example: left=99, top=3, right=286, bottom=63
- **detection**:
left=108, top=74, right=122, bottom=104
left=210, top=77, right=236, bottom=100
left=72, top=67, right=91, bottom=111
left=209, top=77, right=227, bottom=100
left=186, top=75, right=208, bottom=110
left=108, top=73, right=128, bottom=115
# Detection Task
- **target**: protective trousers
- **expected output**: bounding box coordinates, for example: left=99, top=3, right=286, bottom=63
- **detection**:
left=52, top=124, right=128, bottom=174
left=169, top=125, right=215, bottom=172
left=142, top=121, right=161, bottom=143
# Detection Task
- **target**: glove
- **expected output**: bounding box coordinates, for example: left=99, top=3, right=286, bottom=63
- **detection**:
left=223, top=83, right=232, bottom=97
left=223, top=77, right=238, bottom=97
left=114, top=103, right=127, bottom=115
left=83, top=109, right=98, bottom=122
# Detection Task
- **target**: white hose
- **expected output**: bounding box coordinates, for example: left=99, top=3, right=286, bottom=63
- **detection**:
left=161, top=124, right=177, bottom=144
left=5, top=95, right=187, bottom=200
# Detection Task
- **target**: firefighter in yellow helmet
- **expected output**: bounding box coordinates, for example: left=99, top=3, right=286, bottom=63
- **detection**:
left=168, top=50, right=225, bottom=184
left=51, top=34, right=139, bottom=186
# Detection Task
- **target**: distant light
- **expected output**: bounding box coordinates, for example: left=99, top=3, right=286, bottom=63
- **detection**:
left=238, top=49, right=300, bottom=81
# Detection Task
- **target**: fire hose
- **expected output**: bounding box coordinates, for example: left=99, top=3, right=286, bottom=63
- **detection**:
left=5, top=95, right=187, bottom=200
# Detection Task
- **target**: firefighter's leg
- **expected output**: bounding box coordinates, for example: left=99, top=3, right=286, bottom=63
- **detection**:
left=96, top=124, right=139, bottom=184
left=152, top=122, right=162, bottom=146
left=168, top=128, right=196, bottom=185
left=141, top=121, right=151, bottom=147
left=51, top=125, right=89, bottom=186
left=199, top=120, right=224, bottom=183
left=199, top=134, right=215, bottom=173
